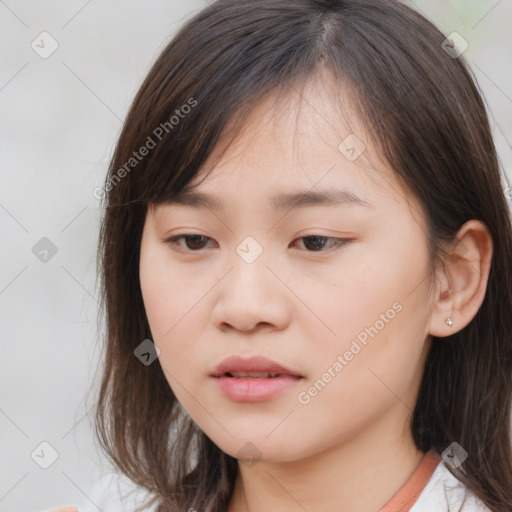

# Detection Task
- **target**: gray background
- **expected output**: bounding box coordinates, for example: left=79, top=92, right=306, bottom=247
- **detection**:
left=0, top=1, right=511, bottom=511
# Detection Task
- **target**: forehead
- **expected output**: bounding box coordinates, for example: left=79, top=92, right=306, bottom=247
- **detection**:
left=201, top=71, right=370, bottom=179
left=151, top=73, right=418, bottom=222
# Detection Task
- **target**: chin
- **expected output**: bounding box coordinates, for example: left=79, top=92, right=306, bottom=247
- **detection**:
left=209, top=433, right=306, bottom=465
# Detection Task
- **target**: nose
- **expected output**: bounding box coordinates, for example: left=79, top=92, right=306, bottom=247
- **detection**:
left=210, top=252, right=292, bottom=333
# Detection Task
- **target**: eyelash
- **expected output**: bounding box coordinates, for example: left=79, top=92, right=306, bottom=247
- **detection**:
left=164, top=234, right=351, bottom=253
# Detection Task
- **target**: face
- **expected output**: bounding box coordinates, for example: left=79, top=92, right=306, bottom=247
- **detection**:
left=139, top=78, right=435, bottom=464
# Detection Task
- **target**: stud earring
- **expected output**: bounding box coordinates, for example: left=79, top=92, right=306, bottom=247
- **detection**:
left=446, top=317, right=453, bottom=327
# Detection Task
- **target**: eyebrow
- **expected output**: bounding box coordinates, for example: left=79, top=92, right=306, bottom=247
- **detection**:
left=162, top=187, right=371, bottom=212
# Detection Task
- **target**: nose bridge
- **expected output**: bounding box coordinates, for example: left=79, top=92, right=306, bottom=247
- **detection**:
left=235, top=234, right=266, bottom=266
left=211, top=233, right=290, bottom=331
left=227, top=234, right=271, bottom=298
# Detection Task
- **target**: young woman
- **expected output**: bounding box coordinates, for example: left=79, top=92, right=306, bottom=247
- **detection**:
left=78, top=0, right=512, bottom=511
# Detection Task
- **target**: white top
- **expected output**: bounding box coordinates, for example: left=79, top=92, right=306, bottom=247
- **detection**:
left=86, top=472, right=158, bottom=512
left=410, top=461, right=492, bottom=512
left=44, top=460, right=493, bottom=512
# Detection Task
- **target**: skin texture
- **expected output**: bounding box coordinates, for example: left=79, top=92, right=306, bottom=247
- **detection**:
left=139, top=75, right=493, bottom=512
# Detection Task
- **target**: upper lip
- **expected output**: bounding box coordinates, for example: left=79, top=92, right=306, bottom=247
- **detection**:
left=211, top=355, right=302, bottom=378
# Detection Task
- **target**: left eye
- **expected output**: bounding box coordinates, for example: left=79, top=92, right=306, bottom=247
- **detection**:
left=165, top=234, right=349, bottom=253
left=294, top=236, right=347, bottom=251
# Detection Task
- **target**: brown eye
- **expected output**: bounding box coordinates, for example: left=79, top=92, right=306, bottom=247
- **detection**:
left=295, top=236, right=348, bottom=252
left=166, top=234, right=214, bottom=251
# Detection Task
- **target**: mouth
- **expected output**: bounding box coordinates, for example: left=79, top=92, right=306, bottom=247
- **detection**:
left=223, top=371, right=298, bottom=379
left=211, top=355, right=303, bottom=379
left=210, top=355, right=304, bottom=402
left=212, top=372, right=303, bottom=402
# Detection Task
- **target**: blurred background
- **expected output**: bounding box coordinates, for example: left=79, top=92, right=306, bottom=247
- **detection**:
left=0, top=1, right=510, bottom=511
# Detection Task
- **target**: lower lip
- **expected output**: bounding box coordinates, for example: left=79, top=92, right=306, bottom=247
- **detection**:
left=214, top=375, right=302, bottom=402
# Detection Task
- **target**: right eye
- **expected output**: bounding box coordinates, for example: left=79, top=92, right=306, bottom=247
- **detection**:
left=165, top=234, right=216, bottom=252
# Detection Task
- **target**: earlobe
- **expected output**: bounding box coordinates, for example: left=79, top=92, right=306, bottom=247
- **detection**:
left=428, top=220, right=493, bottom=338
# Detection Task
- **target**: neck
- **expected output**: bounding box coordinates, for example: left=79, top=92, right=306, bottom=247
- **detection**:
left=227, top=405, right=426, bottom=512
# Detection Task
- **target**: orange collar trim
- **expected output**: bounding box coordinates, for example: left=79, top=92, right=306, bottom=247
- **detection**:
left=379, top=451, right=442, bottom=512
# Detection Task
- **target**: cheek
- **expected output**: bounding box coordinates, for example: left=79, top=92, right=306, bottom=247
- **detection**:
left=298, top=228, right=432, bottom=399
left=139, top=250, right=171, bottom=339
left=292, top=294, right=429, bottom=450
left=139, top=238, right=195, bottom=339
left=139, top=242, right=210, bottom=399
left=298, top=242, right=426, bottom=349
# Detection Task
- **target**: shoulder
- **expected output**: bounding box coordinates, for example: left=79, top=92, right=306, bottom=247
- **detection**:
left=410, top=460, right=492, bottom=512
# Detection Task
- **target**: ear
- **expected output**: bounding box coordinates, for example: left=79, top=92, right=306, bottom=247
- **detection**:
left=429, top=220, right=493, bottom=337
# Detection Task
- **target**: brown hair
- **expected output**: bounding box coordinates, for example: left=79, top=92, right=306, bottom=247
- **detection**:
left=94, top=1, right=512, bottom=511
